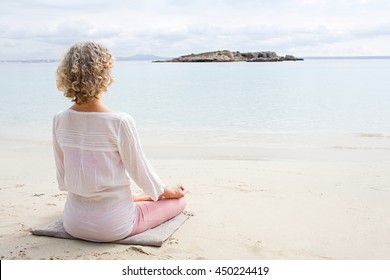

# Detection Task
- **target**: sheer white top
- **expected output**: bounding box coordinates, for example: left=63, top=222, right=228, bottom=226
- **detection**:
left=52, top=109, right=164, bottom=242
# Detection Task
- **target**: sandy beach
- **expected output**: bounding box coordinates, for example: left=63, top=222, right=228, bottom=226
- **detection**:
left=1, top=129, right=390, bottom=260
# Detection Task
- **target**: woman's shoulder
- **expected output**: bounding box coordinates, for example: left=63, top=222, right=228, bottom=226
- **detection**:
left=54, top=109, right=134, bottom=120
left=53, top=110, right=137, bottom=130
left=53, top=109, right=68, bottom=121
left=114, top=112, right=136, bottom=124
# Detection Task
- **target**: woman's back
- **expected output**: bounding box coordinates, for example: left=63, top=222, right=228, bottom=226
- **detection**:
left=53, top=109, right=139, bottom=241
left=53, top=109, right=131, bottom=199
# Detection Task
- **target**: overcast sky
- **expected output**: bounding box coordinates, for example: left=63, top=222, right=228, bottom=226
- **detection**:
left=1, top=0, right=389, bottom=60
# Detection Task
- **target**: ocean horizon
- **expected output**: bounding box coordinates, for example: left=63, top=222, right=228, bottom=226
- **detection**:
left=1, top=55, right=390, bottom=63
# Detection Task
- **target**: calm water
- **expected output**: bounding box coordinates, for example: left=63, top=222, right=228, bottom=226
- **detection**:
left=1, top=59, right=390, bottom=140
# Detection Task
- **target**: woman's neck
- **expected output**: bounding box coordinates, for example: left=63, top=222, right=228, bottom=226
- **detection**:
left=70, top=97, right=112, bottom=112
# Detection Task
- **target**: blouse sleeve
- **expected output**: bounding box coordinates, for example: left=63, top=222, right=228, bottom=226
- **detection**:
left=52, top=115, right=66, bottom=191
left=117, top=116, right=165, bottom=201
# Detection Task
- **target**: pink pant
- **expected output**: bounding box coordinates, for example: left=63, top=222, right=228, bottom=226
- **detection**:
left=130, top=198, right=186, bottom=236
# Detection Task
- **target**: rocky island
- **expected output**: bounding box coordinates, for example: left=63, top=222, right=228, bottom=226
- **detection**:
left=154, top=50, right=303, bottom=63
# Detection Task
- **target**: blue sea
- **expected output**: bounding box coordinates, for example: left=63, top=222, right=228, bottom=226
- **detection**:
left=1, top=59, right=390, bottom=141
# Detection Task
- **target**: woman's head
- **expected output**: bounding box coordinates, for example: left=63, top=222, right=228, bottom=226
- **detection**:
left=56, top=42, right=114, bottom=105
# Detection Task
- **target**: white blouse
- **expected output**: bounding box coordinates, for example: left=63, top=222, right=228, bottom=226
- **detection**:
left=52, top=109, right=165, bottom=242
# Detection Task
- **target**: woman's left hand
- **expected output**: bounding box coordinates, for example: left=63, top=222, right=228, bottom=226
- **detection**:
left=161, top=184, right=188, bottom=199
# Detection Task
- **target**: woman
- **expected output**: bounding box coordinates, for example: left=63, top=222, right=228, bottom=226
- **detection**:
left=53, top=42, right=187, bottom=242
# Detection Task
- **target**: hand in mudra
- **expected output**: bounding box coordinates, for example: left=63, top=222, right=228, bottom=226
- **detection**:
left=161, top=184, right=188, bottom=199
left=133, top=185, right=188, bottom=202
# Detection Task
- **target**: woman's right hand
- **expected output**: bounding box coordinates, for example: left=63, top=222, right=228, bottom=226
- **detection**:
left=161, top=184, right=188, bottom=199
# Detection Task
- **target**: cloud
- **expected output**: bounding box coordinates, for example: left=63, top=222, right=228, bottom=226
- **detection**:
left=50, top=20, right=124, bottom=44
left=352, top=22, right=390, bottom=38
left=1, top=0, right=390, bottom=59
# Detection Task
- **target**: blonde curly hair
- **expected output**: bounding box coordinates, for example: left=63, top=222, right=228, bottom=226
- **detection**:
left=56, top=42, right=114, bottom=105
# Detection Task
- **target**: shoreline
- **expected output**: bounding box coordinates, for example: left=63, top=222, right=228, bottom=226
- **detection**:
left=1, top=129, right=390, bottom=259
left=2, top=128, right=390, bottom=163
